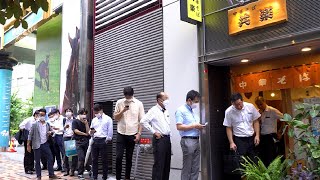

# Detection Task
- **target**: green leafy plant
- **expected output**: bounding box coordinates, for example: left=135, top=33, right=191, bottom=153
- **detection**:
left=239, top=156, right=289, bottom=180
left=10, top=93, right=33, bottom=135
left=0, top=0, right=49, bottom=28
left=281, top=103, right=320, bottom=178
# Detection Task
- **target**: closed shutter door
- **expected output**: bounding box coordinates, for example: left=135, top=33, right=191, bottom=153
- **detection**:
left=94, top=9, right=163, bottom=180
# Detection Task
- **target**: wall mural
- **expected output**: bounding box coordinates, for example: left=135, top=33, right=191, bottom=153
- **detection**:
left=34, top=15, right=62, bottom=107
left=60, top=0, right=81, bottom=113
left=62, top=27, right=80, bottom=113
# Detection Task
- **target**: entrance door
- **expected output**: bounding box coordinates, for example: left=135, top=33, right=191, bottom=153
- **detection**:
left=207, top=65, right=231, bottom=180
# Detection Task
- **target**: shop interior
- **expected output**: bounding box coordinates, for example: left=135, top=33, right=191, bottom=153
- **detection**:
left=206, top=41, right=320, bottom=179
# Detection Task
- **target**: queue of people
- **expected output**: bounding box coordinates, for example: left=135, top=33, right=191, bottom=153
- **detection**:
left=19, top=87, right=283, bottom=180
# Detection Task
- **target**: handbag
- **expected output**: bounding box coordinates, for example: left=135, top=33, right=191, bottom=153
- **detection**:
left=223, top=150, right=242, bottom=175
left=64, top=139, right=77, bottom=157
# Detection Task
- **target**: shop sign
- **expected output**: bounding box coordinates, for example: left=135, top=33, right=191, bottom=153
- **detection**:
left=228, top=0, right=288, bottom=35
left=232, top=64, right=320, bottom=93
left=187, top=0, right=202, bottom=22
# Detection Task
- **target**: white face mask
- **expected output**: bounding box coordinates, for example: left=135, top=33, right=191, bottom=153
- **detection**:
left=191, top=103, right=199, bottom=109
left=162, top=100, right=169, bottom=108
left=54, top=114, right=59, bottom=120
left=66, top=112, right=72, bottom=118
left=80, top=115, right=87, bottom=119
left=95, top=113, right=102, bottom=119
left=39, top=116, right=46, bottom=121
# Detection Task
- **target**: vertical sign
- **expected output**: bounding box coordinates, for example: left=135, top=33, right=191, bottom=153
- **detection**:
left=60, top=0, right=81, bottom=113
left=0, top=69, right=12, bottom=148
left=187, top=0, right=202, bottom=22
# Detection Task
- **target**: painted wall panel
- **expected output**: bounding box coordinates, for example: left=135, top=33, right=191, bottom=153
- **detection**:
left=33, top=15, right=62, bottom=107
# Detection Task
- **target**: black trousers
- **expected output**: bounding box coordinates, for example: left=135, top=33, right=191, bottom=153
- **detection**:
left=233, top=136, right=257, bottom=180
left=24, top=140, right=34, bottom=172
left=63, top=137, right=77, bottom=172
left=76, top=139, right=89, bottom=175
left=41, top=136, right=57, bottom=168
left=116, top=133, right=136, bottom=180
left=54, top=134, right=64, bottom=169
left=259, top=134, right=277, bottom=166
left=152, top=136, right=171, bottom=180
left=92, top=138, right=108, bottom=179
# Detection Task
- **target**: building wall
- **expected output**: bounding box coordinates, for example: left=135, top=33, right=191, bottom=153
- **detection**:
left=11, top=63, right=35, bottom=101
left=163, top=0, right=200, bottom=176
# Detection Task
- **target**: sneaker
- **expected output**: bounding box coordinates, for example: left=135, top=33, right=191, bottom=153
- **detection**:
left=78, top=174, right=85, bottom=180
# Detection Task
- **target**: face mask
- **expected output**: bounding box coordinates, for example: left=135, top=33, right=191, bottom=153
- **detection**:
left=66, top=112, right=72, bottom=118
left=191, top=103, right=199, bottom=109
left=80, top=115, right=87, bottom=119
left=54, top=114, right=59, bottom=120
left=39, top=116, right=46, bottom=121
left=162, top=100, right=169, bottom=108
left=95, top=113, right=102, bottom=119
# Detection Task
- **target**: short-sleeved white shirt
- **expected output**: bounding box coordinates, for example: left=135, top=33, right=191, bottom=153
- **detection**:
left=223, top=102, right=261, bottom=137
left=260, top=106, right=283, bottom=135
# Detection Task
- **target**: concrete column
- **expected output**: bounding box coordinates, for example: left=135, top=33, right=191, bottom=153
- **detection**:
left=79, top=0, right=94, bottom=116
left=0, top=51, right=17, bottom=151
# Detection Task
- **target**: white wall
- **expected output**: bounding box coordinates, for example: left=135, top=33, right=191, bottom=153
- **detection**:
left=163, top=0, right=199, bottom=172
left=11, top=63, right=35, bottom=101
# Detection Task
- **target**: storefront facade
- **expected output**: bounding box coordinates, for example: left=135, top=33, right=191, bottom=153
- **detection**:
left=199, top=0, right=320, bottom=179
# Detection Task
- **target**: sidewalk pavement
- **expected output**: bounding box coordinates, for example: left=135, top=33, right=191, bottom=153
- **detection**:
left=0, top=145, right=116, bottom=180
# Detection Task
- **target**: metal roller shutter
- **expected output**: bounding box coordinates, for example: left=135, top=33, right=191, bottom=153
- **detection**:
left=94, top=9, right=163, bottom=180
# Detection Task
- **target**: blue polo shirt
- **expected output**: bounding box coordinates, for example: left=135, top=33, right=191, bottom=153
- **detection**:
left=175, top=104, right=200, bottom=137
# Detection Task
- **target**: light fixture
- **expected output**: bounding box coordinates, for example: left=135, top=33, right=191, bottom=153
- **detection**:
left=271, top=92, right=275, bottom=97
left=301, top=47, right=311, bottom=52
left=241, top=59, right=249, bottom=63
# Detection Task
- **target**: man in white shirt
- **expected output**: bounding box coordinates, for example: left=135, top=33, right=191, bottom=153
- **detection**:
left=141, top=92, right=171, bottom=180
left=255, top=96, right=284, bottom=166
left=51, top=109, right=65, bottom=172
left=114, top=86, right=145, bottom=180
left=90, top=104, right=113, bottom=180
left=223, top=93, right=261, bottom=170
left=62, top=108, right=77, bottom=176
left=19, top=110, right=39, bottom=174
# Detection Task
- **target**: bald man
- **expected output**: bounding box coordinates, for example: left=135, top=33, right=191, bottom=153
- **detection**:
left=255, top=96, right=283, bottom=166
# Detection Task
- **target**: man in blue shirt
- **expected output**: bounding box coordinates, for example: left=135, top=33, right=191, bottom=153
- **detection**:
left=175, top=90, right=204, bottom=180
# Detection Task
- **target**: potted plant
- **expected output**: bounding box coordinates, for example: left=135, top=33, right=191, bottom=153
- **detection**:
left=239, top=156, right=289, bottom=180
left=281, top=103, right=320, bottom=179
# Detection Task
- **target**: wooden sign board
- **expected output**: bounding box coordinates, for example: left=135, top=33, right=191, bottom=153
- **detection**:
left=228, top=0, right=288, bottom=35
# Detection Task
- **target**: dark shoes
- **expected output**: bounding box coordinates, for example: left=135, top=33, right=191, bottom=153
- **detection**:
left=49, top=174, right=60, bottom=179
left=70, top=170, right=75, bottom=176
left=78, top=174, right=85, bottom=180
left=25, top=170, right=33, bottom=174
left=63, top=171, right=69, bottom=176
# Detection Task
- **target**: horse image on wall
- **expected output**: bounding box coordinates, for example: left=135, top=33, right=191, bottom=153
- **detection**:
left=62, top=27, right=80, bottom=113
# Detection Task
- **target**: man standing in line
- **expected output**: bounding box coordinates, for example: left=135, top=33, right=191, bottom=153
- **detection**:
left=72, top=108, right=91, bottom=180
left=114, top=86, right=145, bottom=180
left=51, top=109, right=65, bottom=172
left=62, top=108, right=77, bottom=176
left=27, top=108, right=59, bottom=180
left=141, top=92, right=171, bottom=180
left=223, top=93, right=261, bottom=174
left=175, top=90, right=204, bottom=180
left=255, top=96, right=284, bottom=166
left=19, top=110, right=39, bottom=174
left=90, top=104, right=113, bottom=180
